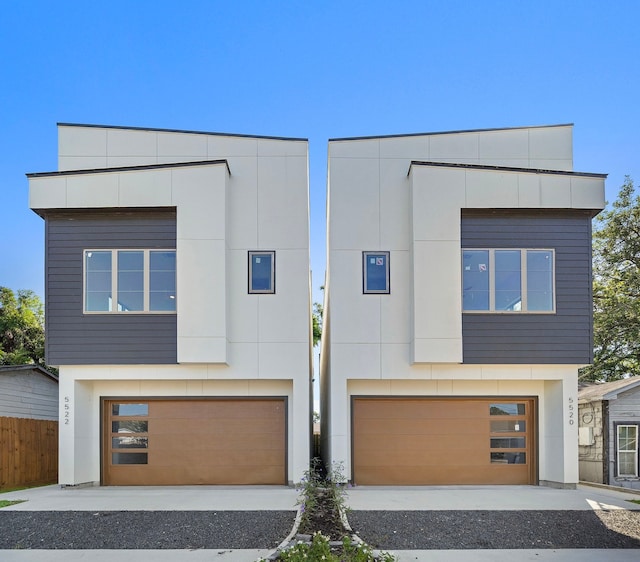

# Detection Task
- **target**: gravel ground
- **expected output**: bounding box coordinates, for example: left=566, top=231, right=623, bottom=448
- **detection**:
left=348, top=510, right=640, bottom=549
left=0, top=511, right=296, bottom=550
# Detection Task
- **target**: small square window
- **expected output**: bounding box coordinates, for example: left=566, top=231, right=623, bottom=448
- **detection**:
left=249, top=251, right=275, bottom=294
left=363, top=251, right=390, bottom=294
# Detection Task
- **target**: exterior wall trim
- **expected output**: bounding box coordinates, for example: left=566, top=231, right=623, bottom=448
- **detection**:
left=409, top=160, right=607, bottom=179
left=57, top=122, right=308, bottom=142
left=27, top=159, right=230, bottom=178
left=330, top=123, right=574, bottom=142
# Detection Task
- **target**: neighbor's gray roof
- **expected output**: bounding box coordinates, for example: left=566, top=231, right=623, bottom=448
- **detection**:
left=0, top=364, right=58, bottom=383
left=578, top=376, right=640, bottom=402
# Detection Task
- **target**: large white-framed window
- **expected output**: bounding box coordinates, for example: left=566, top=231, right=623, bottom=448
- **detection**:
left=84, top=249, right=176, bottom=313
left=617, top=424, right=639, bottom=477
left=462, top=248, right=555, bottom=312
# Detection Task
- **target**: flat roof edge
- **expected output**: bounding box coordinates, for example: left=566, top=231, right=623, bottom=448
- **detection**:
left=329, top=123, right=574, bottom=142
left=409, top=160, right=607, bottom=178
left=26, top=159, right=231, bottom=178
left=57, top=122, right=308, bottom=142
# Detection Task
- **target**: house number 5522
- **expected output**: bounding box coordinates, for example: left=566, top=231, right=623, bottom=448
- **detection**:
left=568, top=396, right=575, bottom=425
left=64, top=396, right=71, bottom=425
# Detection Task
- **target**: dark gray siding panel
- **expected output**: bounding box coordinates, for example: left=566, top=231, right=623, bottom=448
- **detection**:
left=45, top=210, right=177, bottom=365
left=461, top=210, right=594, bottom=364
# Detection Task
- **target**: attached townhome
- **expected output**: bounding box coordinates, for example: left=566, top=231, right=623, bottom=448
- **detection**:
left=28, top=123, right=312, bottom=486
left=320, top=124, right=606, bottom=488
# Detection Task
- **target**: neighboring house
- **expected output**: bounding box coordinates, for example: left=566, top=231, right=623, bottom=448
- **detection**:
left=0, top=365, right=58, bottom=420
left=0, top=365, right=59, bottom=488
left=28, top=123, right=311, bottom=486
left=320, top=124, right=606, bottom=488
left=578, top=376, right=640, bottom=490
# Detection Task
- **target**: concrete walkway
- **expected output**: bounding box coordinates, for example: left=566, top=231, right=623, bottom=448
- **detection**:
left=345, top=483, right=640, bottom=511
left=1, top=483, right=639, bottom=561
left=0, top=484, right=298, bottom=511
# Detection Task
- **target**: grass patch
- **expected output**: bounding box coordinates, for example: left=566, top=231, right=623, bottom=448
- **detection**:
left=627, top=499, right=640, bottom=505
left=0, top=483, right=51, bottom=494
left=0, top=500, right=26, bottom=508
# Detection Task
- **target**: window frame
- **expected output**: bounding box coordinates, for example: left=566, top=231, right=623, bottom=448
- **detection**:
left=363, top=251, right=390, bottom=294
left=248, top=251, right=276, bottom=294
left=615, top=423, right=639, bottom=478
left=83, top=249, right=176, bottom=314
left=461, top=248, right=556, bottom=313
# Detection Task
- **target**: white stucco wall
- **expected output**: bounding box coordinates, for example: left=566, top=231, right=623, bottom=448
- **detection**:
left=322, top=125, right=602, bottom=486
left=58, top=365, right=308, bottom=485
left=30, top=124, right=312, bottom=486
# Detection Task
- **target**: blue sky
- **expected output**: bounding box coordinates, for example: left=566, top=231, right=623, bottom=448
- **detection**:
left=1, top=0, right=639, bottom=305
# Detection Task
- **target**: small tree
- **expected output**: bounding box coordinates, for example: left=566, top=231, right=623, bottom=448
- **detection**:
left=580, top=177, right=640, bottom=382
left=0, top=287, right=45, bottom=366
left=312, top=302, right=323, bottom=347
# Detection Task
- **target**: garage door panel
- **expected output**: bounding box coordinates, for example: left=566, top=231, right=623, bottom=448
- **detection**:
left=356, top=400, right=487, bottom=420
left=104, top=398, right=286, bottom=485
left=353, top=397, right=535, bottom=485
left=357, top=418, right=487, bottom=436
left=151, top=417, right=283, bottom=435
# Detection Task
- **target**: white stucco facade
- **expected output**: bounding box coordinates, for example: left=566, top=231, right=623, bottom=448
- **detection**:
left=29, top=124, right=312, bottom=486
left=321, top=125, right=605, bottom=487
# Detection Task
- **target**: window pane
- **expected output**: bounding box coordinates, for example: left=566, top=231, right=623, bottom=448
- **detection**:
left=85, top=251, right=112, bottom=311
left=112, top=436, right=148, bottom=449
left=150, top=251, right=176, bottom=271
left=490, top=403, right=526, bottom=416
left=491, top=452, right=526, bottom=464
left=527, top=251, right=553, bottom=311
left=112, top=452, right=148, bottom=465
left=365, top=253, right=389, bottom=293
left=495, top=251, right=521, bottom=311
left=619, top=452, right=637, bottom=476
left=250, top=252, right=274, bottom=292
left=462, top=250, right=489, bottom=310
left=150, top=251, right=176, bottom=309
left=117, top=252, right=144, bottom=312
left=112, top=403, right=148, bottom=416
left=150, top=291, right=176, bottom=311
left=112, top=420, right=148, bottom=433
left=491, top=420, right=526, bottom=433
left=490, top=437, right=526, bottom=449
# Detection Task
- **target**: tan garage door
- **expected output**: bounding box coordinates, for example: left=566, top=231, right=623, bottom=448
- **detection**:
left=103, top=398, right=286, bottom=485
left=352, top=397, right=536, bottom=485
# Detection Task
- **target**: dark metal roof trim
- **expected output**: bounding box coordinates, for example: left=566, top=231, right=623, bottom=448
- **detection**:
left=57, top=122, right=308, bottom=142
left=408, top=160, right=607, bottom=179
left=26, top=159, right=231, bottom=178
left=329, top=123, right=574, bottom=142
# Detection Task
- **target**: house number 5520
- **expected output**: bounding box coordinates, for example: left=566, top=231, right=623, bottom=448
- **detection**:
left=568, top=396, right=575, bottom=425
left=64, top=396, right=71, bottom=425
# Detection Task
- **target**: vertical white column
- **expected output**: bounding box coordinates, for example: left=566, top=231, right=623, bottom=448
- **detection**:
left=57, top=369, right=75, bottom=485
left=291, top=377, right=311, bottom=483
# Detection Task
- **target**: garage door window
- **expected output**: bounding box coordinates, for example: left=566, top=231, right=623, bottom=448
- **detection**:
left=111, top=403, right=149, bottom=465
left=490, top=403, right=527, bottom=465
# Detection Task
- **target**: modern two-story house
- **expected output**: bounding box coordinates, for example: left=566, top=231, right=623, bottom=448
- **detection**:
left=28, top=123, right=312, bottom=486
left=320, top=124, right=606, bottom=488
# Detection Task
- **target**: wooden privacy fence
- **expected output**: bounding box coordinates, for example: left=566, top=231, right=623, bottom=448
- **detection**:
left=0, top=416, right=58, bottom=489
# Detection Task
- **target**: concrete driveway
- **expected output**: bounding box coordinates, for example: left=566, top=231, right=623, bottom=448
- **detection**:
left=2, top=483, right=640, bottom=561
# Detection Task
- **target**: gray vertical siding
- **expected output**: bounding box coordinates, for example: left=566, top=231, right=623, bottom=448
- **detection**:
left=44, top=210, right=177, bottom=365
left=461, top=210, right=594, bottom=364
